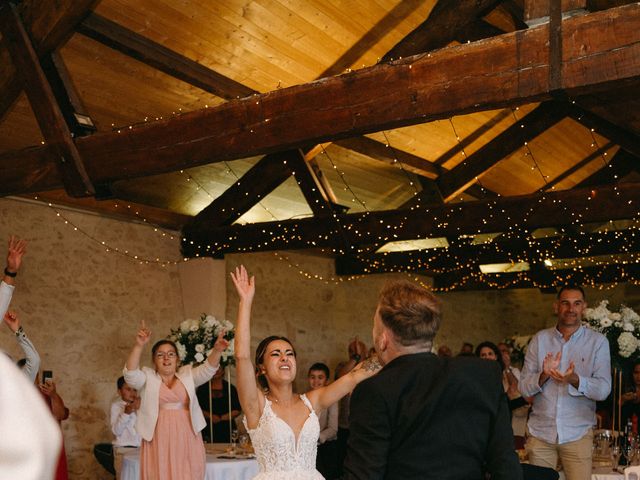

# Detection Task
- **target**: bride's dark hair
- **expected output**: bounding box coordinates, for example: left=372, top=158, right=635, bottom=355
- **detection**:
left=255, top=335, right=296, bottom=389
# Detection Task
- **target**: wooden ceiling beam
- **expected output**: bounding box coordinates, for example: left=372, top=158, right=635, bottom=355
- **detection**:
left=437, top=101, right=568, bottom=201
left=382, top=0, right=504, bottom=61
left=76, top=13, right=255, bottom=101
left=542, top=141, right=615, bottom=191
left=335, top=137, right=442, bottom=179
left=336, top=229, right=640, bottom=275
left=191, top=152, right=295, bottom=227
left=2, top=4, right=639, bottom=196
left=0, top=3, right=94, bottom=197
left=286, top=153, right=339, bottom=216
left=0, top=0, right=99, bottom=122
left=575, top=148, right=639, bottom=187
left=181, top=182, right=640, bottom=256
left=525, top=0, right=588, bottom=24
left=568, top=103, right=640, bottom=158
left=39, top=51, right=97, bottom=137
left=31, top=190, right=189, bottom=230
left=433, top=262, right=640, bottom=291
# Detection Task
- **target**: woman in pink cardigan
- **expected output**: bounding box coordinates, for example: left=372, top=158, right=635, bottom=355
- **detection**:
left=124, top=322, right=228, bottom=480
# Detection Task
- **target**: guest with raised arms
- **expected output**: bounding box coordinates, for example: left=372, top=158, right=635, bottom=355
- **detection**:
left=1, top=235, right=27, bottom=321
left=230, top=265, right=381, bottom=479
left=124, top=320, right=229, bottom=480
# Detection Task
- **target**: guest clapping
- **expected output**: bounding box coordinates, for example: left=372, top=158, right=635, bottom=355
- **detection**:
left=124, top=320, right=229, bottom=480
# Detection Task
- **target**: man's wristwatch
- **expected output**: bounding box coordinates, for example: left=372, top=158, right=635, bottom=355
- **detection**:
left=4, top=267, right=17, bottom=278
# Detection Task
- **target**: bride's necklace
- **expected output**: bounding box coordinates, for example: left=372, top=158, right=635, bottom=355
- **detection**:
left=267, top=392, right=295, bottom=406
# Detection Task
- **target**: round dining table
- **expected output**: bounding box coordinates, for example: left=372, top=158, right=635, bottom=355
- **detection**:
left=120, top=445, right=259, bottom=480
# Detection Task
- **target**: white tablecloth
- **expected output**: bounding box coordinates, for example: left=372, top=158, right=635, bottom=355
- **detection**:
left=591, top=466, right=624, bottom=480
left=120, top=446, right=259, bottom=480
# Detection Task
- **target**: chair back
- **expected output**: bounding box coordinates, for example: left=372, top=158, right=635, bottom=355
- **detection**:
left=625, top=465, right=640, bottom=480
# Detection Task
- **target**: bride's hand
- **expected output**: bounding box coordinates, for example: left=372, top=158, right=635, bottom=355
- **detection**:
left=230, top=265, right=255, bottom=303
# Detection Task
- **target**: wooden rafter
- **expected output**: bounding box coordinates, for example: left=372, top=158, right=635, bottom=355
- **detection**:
left=77, top=13, right=255, bottom=101
left=568, top=104, right=640, bottom=158
left=0, top=0, right=99, bottom=122
left=575, top=149, right=639, bottom=187
left=31, top=190, right=189, bottom=230
left=541, top=142, right=615, bottom=192
left=381, top=0, right=504, bottom=61
left=1, top=4, right=639, bottom=196
left=437, top=101, right=568, bottom=200
left=182, top=182, right=640, bottom=256
left=191, top=153, right=294, bottom=227
left=433, top=263, right=640, bottom=291
left=335, top=137, right=442, bottom=179
left=0, top=3, right=94, bottom=197
left=336, top=229, right=640, bottom=275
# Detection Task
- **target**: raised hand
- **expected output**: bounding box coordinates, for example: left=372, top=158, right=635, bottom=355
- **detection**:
left=3, top=311, right=19, bottom=333
left=135, top=319, right=152, bottom=347
left=212, top=331, right=230, bottom=353
left=6, top=235, right=27, bottom=273
left=230, top=265, right=255, bottom=303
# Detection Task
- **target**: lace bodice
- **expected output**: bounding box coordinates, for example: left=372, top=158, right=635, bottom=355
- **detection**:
left=244, top=394, right=323, bottom=479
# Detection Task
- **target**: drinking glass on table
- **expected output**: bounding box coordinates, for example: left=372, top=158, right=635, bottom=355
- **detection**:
left=231, top=429, right=239, bottom=453
left=611, top=443, right=621, bottom=471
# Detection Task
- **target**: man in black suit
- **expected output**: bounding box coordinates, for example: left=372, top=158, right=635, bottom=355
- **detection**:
left=343, top=281, right=522, bottom=480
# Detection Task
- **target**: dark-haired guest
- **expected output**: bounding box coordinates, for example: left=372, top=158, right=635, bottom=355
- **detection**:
left=308, top=362, right=339, bottom=479
left=196, top=365, right=241, bottom=443
left=520, top=285, right=611, bottom=480
left=124, top=322, right=229, bottom=480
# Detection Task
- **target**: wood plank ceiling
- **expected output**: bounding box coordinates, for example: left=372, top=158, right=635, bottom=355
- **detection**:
left=1, top=0, right=639, bottom=290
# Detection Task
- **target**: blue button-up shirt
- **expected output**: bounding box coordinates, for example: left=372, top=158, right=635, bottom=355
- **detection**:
left=519, top=325, right=611, bottom=444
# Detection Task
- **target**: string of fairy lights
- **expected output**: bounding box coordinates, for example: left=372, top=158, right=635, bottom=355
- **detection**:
left=31, top=87, right=640, bottom=290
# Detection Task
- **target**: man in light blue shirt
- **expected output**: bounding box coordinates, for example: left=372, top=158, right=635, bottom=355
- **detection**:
left=520, top=285, right=611, bottom=480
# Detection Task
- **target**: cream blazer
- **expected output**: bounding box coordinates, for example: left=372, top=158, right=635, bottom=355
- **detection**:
left=123, top=362, right=218, bottom=441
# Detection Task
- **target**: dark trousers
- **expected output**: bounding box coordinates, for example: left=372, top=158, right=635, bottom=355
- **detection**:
left=93, top=443, right=115, bottom=475
left=317, top=439, right=339, bottom=479
left=335, top=427, right=349, bottom=477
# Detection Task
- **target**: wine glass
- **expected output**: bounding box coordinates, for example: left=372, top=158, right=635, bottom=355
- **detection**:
left=611, top=443, right=621, bottom=471
left=230, top=429, right=239, bottom=453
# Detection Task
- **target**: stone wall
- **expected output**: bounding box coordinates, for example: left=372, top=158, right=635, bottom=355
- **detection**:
left=0, top=198, right=184, bottom=479
left=2, top=197, right=639, bottom=478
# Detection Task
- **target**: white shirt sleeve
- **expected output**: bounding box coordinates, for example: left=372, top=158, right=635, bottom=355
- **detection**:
left=0, top=280, right=15, bottom=323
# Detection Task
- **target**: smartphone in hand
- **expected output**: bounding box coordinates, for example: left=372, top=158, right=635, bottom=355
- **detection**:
left=42, top=370, right=53, bottom=384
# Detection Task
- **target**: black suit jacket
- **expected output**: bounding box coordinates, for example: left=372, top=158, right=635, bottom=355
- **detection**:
left=343, top=353, right=523, bottom=480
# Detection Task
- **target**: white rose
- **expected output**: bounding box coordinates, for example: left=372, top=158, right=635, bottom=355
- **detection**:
left=600, top=318, right=613, bottom=328
left=623, top=322, right=635, bottom=332
left=194, top=352, right=205, bottom=363
left=205, top=315, right=217, bottom=328
left=609, top=312, right=622, bottom=322
left=195, top=344, right=205, bottom=353
left=618, top=332, right=638, bottom=358
left=180, top=319, right=193, bottom=334
left=176, top=342, right=187, bottom=361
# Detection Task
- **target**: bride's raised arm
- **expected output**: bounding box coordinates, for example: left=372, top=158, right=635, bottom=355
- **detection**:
left=307, top=356, right=382, bottom=412
left=230, top=265, right=263, bottom=428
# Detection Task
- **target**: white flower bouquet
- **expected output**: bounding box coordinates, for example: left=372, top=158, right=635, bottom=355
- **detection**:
left=168, top=314, right=235, bottom=366
left=584, top=300, right=640, bottom=367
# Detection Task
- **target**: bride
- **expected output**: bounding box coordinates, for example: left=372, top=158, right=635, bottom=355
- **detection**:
left=231, top=266, right=380, bottom=479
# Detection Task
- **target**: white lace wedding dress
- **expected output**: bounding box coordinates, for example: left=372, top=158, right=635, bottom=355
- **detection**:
left=244, top=394, right=324, bottom=479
